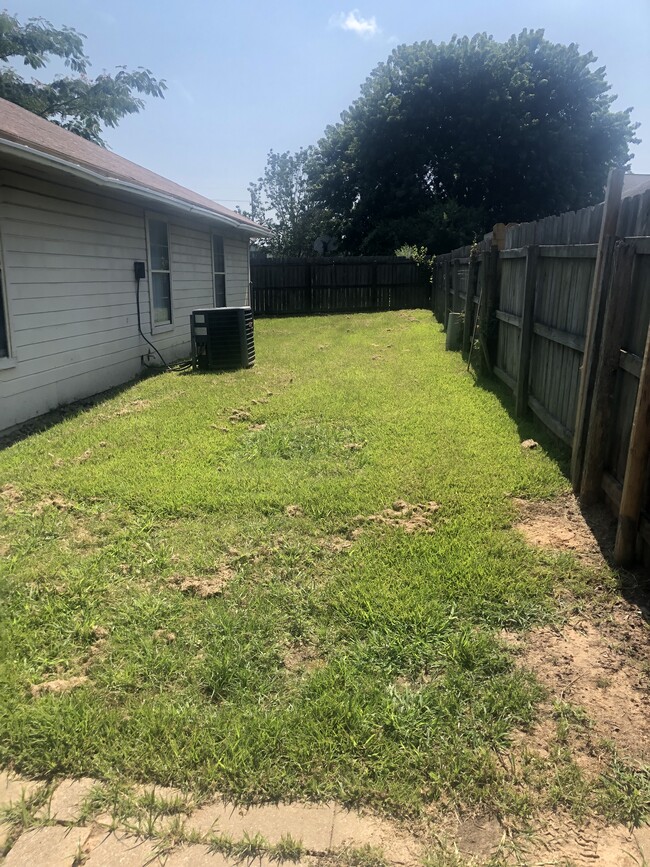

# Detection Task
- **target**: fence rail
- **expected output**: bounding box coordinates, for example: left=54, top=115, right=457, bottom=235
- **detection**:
left=251, top=257, right=431, bottom=317
left=432, top=172, right=650, bottom=568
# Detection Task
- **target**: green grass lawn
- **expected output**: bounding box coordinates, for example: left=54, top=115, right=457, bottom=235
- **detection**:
left=0, top=311, right=643, bottom=824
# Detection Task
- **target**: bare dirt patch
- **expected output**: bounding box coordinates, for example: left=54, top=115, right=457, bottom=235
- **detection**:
left=169, top=565, right=235, bottom=598
left=452, top=814, right=506, bottom=858
left=512, top=494, right=649, bottom=763
left=32, top=495, right=75, bottom=516
left=70, top=526, right=96, bottom=547
left=282, top=642, right=324, bottom=674
left=114, top=399, right=151, bottom=417
left=518, top=811, right=643, bottom=866
left=514, top=620, right=649, bottom=763
left=319, top=536, right=355, bottom=554
left=285, top=504, right=304, bottom=518
left=0, top=484, right=23, bottom=513
left=433, top=808, right=647, bottom=865
left=229, top=408, right=251, bottom=423
left=30, top=631, right=109, bottom=695
left=30, top=676, right=89, bottom=697
left=352, top=499, right=440, bottom=536
left=513, top=492, right=615, bottom=566
left=83, top=641, right=107, bottom=664
left=152, top=629, right=177, bottom=643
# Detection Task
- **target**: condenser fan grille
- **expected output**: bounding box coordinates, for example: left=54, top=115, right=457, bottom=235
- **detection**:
left=191, top=307, right=255, bottom=371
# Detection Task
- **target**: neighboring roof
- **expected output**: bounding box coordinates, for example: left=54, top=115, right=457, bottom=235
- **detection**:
left=0, top=97, right=270, bottom=236
left=622, top=173, right=650, bottom=198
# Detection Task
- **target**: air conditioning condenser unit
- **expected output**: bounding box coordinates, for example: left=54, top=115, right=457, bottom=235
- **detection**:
left=190, top=307, right=255, bottom=371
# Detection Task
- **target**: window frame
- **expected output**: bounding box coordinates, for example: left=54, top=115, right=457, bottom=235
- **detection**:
left=146, top=215, right=174, bottom=333
left=212, top=233, right=227, bottom=307
left=0, top=223, right=15, bottom=368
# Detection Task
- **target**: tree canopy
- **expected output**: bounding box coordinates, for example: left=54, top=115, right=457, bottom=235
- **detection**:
left=307, top=29, right=639, bottom=254
left=247, top=147, right=334, bottom=257
left=0, top=12, right=165, bottom=146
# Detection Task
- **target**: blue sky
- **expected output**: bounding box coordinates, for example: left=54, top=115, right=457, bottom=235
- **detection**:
left=10, top=0, right=650, bottom=210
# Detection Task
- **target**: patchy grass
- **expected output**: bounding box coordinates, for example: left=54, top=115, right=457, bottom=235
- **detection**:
left=0, top=311, right=642, bottom=825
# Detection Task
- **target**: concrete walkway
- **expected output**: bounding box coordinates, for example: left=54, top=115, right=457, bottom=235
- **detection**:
left=2, top=771, right=649, bottom=866
left=0, top=772, right=422, bottom=866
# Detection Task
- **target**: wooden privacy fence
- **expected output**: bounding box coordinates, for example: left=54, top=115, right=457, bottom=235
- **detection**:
left=251, top=257, right=431, bottom=316
left=432, top=171, right=650, bottom=567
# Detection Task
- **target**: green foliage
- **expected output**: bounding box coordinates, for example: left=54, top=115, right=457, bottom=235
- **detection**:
left=246, top=147, right=334, bottom=257
left=598, top=756, right=650, bottom=827
left=394, top=244, right=435, bottom=270
left=0, top=11, right=165, bottom=145
left=309, top=29, right=638, bottom=253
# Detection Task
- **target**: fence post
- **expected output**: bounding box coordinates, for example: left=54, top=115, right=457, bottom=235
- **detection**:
left=371, top=260, right=379, bottom=310
left=451, top=260, right=457, bottom=314
left=579, top=241, right=636, bottom=504
left=462, top=251, right=478, bottom=357
left=443, top=259, right=451, bottom=330
left=492, top=223, right=507, bottom=252
left=481, top=245, right=500, bottom=370
left=306, top=262, right=313, bottom=315
left=571, top=167, right=625, bottom=491
left=614, top=320, right=650, bottom=564
left=515, top=245, right=539, bottom=417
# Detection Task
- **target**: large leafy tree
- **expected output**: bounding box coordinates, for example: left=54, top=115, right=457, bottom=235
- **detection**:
left=310, top=30, right=639, bottom=253
left=247, top=147, right=335, bottom=257
left=0, top=12, right=165, bottom=146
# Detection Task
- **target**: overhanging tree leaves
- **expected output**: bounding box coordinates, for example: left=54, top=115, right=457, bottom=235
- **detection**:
left=247, top=147, right=335, bottom=257
left=309, top=30, right=639, bottom=253
left=0, top=11, right=166, bottom=146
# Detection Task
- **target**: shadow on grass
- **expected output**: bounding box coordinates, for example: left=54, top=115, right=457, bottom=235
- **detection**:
left=0, top=363, right=254, bottom=453
left=467, top=350, right=649, bottom=604
left=0, top=370, right=161, bottom=453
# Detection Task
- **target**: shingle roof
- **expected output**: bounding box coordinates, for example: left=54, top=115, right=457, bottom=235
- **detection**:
left=0, top=97, right=268, bottom=235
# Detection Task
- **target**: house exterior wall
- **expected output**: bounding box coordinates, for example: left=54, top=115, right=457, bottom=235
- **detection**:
left=0, top=167, right=252, bottom=433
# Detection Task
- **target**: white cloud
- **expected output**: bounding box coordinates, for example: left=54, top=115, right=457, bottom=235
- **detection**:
left=330, top=10, right=380, bottom=39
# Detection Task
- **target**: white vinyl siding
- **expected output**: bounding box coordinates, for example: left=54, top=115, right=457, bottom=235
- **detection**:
left=0, top=167, right=253, bottom=432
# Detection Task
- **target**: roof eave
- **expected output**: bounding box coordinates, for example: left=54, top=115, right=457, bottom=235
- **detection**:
left=0, top=138, right=273, bottom=238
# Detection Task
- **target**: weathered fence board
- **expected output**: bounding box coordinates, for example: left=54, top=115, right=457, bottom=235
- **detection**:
left=251, top=257, right=430, bottom=317
left=432, top=176, right=650, bottom=567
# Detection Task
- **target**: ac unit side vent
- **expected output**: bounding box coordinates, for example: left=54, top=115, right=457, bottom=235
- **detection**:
left=190, top=307, right=255, bottom=371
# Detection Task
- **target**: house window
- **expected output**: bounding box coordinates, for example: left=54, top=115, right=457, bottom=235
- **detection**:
left=148, top=219, right=172, bottom=325
left=0, top=259, right=8, bottom=358
left=212, top=235, right=226, bottom=306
